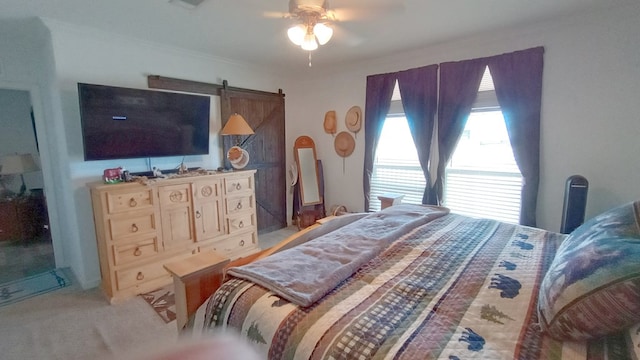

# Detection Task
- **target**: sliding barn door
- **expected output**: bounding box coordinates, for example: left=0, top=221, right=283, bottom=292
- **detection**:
left=220, top=89, right=287, bottom=233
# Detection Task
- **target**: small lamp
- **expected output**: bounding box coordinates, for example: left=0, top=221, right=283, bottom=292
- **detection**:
left=220, top=114, right=254, bottom=169
left=0, top=153, right=40, bottom=196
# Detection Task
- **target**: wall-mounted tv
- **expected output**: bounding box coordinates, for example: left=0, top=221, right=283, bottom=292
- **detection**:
left=78, top=83, right=211, bottom=161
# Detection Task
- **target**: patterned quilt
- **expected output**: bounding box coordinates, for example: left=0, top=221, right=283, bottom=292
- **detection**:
left=203, top=209, right=640, bottom=359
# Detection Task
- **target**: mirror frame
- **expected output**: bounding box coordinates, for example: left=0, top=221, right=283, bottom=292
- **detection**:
left=294, top=135, right=322, bottom=206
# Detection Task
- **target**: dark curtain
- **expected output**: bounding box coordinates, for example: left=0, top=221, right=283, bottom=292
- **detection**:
left=434, top=59, right=486, bottom=203
left=488, top=47, right=544, bottom=227
left=363, top=72, right=396, bottom=211
left=396, top=64, right=439, bottom=204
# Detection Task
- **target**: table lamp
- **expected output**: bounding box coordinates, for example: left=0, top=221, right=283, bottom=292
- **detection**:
left=0, top=153, right=40, bottom=196
left=220, top=113, right=254, bottom=169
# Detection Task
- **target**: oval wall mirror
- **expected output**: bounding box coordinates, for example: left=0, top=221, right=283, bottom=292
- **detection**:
left=294, top=136, right=322, bottom=206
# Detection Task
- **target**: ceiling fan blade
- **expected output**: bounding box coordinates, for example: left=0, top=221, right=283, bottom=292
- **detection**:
left=263, top=10, right=292, bottom=19
left=331, top=23, right=365, bottom=47
left=330, top=2, right=404, bottom=22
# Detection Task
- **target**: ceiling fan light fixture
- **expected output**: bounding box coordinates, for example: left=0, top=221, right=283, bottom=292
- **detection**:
left=301, top=33, right=318, bottom=51
left=313, top=22, right=333, bottom=45
left=287, top=24, right=306, bottom=46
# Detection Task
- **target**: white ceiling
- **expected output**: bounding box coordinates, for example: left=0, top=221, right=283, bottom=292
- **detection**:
left=0, top=0, right=632, bottom=73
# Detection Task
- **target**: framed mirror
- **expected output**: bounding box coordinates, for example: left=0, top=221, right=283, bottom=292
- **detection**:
left=294, top=136, right=322, bottom=206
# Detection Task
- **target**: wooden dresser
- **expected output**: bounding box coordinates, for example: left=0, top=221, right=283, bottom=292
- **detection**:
left=88, top=170, right=259, bottom=303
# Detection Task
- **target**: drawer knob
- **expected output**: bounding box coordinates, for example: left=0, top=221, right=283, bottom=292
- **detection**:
left=196, top=210, right=202, bottom=219
left=131, top=224, right=139, bottom=233
left=129, top=198, right=137, bottom=207
left=133, top=247, right=142, bottom=256
left=236, top=202, right=242, bottom=210
left=235, top=183, right=242, bottom=191
left=238, top=220, right=244, bottom=228
left=239, top=240, right=245, bottom=247
left=136, top=272, right=144, bottom=281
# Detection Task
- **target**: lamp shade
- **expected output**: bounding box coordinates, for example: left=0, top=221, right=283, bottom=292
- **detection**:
left=220, top=114, right=255, bottom=136
left=301, top=33, right=318, bottom=51
left=287, top=24, right=306, bottom=46
left=313, top=23, right=333, bottom=45
left=0, top=153, right=40, bottom=175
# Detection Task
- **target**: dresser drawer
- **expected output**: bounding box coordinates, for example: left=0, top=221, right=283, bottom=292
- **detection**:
left=105, top=189, right=154, bottom=214
left=224, top=175, right=253, bottom=195
left=112, top=237, right=159, bottom=266
left=193, top=179, right=221, bottom=200
left=116, top=261, right=168, bottom=291
left=226, top=213, right=254, bottom=234
left=158, top=183, right=192, bottom=207
left=108, top=212, right=157, bottom=241
left=200, top=231, right=257, bottom=258
left=225, top=194, right=254, bottom=216
left=116, top=251, right=195, bottom=291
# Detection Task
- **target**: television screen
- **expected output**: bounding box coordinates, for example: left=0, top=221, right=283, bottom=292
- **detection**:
left=78, top=83, right=211, bottom=161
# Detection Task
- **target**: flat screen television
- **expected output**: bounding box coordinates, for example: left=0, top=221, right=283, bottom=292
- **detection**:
left=78, top=83, right=211, bottom=161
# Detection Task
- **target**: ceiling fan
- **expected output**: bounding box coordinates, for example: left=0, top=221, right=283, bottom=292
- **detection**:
left=266, top=0, right=404, bottom=54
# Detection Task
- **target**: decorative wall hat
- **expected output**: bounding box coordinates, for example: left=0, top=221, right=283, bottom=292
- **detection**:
left=345, top=105, right=362, bottom=134
left=323, top=110, right=337, bottom=135
left=227, top=146, right=250, bottom=169
left=334, top=131, right=355, bottom=174
left=334, top=131, right=355, bottom=157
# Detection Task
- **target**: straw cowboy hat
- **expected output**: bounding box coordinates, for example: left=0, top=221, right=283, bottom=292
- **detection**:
left=323, top=110, right=337, bottom=135
left=227, top=146, right=250, bottom=169
left=345, top=105, right=362, bottom=133
left=334, top=131, right=355, bottom=157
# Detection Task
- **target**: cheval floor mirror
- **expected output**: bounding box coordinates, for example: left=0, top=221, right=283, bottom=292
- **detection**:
left=293, top=136, right=326, bottom=229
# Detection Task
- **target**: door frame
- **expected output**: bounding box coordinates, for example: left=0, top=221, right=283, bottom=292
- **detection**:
left=0, top=80, right=64, bottom=266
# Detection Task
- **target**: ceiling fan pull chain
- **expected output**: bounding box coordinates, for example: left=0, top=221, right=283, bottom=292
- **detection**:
left=308, top=52, right=312, bottom=67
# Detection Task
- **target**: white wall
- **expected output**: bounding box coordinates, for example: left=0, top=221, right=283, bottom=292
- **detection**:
left=283, top=2, right=640, bottom=233
left=40, top=20, right=287, bottom=288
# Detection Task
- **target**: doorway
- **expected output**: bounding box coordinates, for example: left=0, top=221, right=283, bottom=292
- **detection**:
left=0, top=88, right=54, bottom=285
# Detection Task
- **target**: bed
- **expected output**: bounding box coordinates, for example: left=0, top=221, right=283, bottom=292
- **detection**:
left=174, top=203, right=640, bottom=359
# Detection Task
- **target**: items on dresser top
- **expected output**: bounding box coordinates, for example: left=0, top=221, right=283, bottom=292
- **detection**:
left=88, top=170, right=258, bottom=303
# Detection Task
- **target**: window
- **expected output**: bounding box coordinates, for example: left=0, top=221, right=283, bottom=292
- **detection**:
left=443, top=67, right=522, bottom=223
left=370, top=68, right=523, bottom=223
left=370, top=114, right=426, bottom=211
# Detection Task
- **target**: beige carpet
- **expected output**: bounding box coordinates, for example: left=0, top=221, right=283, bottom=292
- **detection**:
left=0, top=226, right=300, bottom=360
left=0, top=283, right=177, bottom=360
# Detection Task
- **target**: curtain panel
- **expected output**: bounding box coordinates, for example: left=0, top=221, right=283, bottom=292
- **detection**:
left=397, top=64, right=439, bottom=205
left=488, top=47, right=544, bottom=227
left=363, top=72, right=396, bottom=211
left=434, top=59, right=486, bottom=204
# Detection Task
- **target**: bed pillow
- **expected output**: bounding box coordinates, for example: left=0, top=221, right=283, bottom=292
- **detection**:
left=537, top=200, right=640, bottom=341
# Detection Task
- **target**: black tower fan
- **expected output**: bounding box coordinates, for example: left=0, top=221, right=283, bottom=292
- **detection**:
left=560, top=175, right=589, bottom=234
